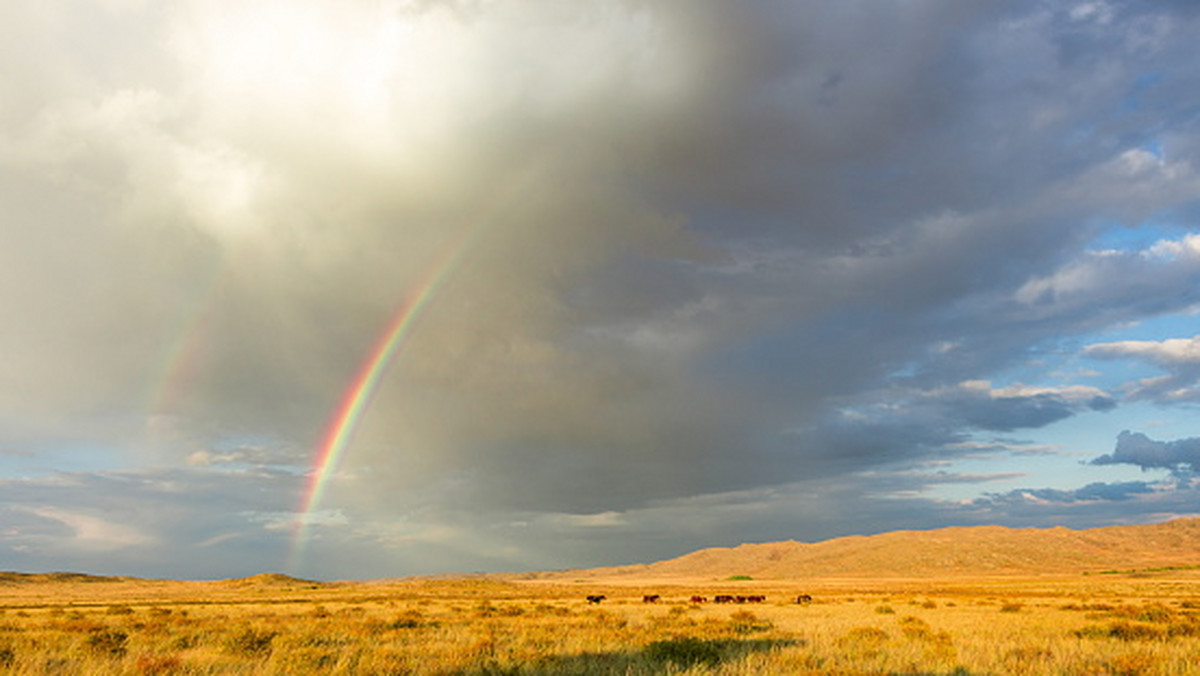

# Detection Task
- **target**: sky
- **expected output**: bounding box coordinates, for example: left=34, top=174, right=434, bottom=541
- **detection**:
left=2, top=0, right=1200, bottom=581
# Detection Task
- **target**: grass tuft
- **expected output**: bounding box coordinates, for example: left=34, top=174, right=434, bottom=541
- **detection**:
left=225, top=628, right=278, bottom=656
left=85, top=629, right=129, bottom=657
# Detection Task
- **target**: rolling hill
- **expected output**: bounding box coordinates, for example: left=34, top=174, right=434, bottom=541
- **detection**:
left=531, top=517, right=1200, bottom=580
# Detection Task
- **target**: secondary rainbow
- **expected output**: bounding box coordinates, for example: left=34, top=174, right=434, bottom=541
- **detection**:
left=289, top=230, right=476, bottom=564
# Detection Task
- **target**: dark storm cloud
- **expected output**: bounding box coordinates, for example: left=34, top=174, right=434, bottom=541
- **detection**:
left=951, top=388, right=1107, bottom=432
left=782, top=380, right=1113, bottom=482
left=3, top=0, right=1200, bottom=577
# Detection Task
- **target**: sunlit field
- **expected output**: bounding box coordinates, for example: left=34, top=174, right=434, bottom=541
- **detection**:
left=1, top=571, right=1199, bottom=675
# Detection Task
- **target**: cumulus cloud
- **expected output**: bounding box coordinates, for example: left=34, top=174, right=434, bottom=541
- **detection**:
left=1086, top=334, right=1200, bottom=402
left=1092, top=430, right=1200, bottom=473
left=1088, top=334, right=1200, bottom=365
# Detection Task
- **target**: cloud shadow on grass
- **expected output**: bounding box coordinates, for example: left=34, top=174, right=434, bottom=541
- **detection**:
left=463, top=636, right=800, bottom=675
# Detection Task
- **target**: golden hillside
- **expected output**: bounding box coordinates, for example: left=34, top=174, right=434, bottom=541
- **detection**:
left=539, top=518, right=1200, bottom=580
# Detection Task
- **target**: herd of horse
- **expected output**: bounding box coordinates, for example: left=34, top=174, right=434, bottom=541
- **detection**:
left=585, top=593, right=813, bottom=604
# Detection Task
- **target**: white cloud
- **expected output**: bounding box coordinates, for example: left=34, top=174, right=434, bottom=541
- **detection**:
left=554, top=511, right=628, bottom=528
left=1069, top=2, right=1114, bottom=25
left=1087, top=335, right=1200, bottom=365
left=1010, top=233, right=1200, bottom=324
left=1086, top=334, right=1200, bottom=403
left=955, top=380, right=1108, bottom=402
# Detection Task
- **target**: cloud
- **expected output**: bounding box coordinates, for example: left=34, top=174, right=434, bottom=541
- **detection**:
left=1092, top=430, right=1200, bottom=472
left=1086, top=334, right=1200, bottom=402
left=979, top=481, right=1157, bottom=506
left=0, top=448, right=34, bottom=458
left=786, top=380, right=1111, bottom=480
left=948, top=381, right=1115, bottom=432
left=3, top=0, right=1200, bottom=577
left=1088, top=334, right=1200, bottom=365
left=22, top=506, right=154, bottom=550
left=0, top=468, right=301, bottom=578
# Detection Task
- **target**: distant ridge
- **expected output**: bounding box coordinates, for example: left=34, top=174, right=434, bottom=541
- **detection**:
left=0, top=571, right=127, bottom=585
left=534, top=518, right=1200, bottom=580
left=0, top=571, right=321, bottom=587
left=221, top=573, right=317, bottom=587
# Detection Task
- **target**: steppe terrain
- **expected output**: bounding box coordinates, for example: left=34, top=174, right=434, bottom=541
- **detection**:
left=1, top=519, right=1197, bottom=675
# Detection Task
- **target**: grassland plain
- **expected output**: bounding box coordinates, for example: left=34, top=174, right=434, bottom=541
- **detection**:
left=1, top=570, right=1199, bottom=675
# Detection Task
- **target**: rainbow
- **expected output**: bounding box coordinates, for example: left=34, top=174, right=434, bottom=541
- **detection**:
left=144, top=254, right=231, bottom=420
left=288, top=228, right=477, bottom=567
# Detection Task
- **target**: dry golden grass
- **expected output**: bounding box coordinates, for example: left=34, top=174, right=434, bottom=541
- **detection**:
left=2, top=569, right=1200, bottom=675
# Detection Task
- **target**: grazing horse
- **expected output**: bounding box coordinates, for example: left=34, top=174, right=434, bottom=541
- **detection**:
left=689, top=596, right=707, bottom=604
left=642, top=594, right=661, bottom=603
left=747, top=595, right=766, bottom=603
left=795, top=594, right=813, bottom=604
left=714, top=595, right=735, bottom=604
left=586, top=595, right=606, bottom=604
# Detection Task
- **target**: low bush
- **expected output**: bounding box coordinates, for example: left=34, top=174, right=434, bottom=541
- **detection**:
left=225, top=628, right=277, bottom=656
left=85, top=629, right=129, bottom=657
left=1075, top=621, right=1166, bottom=641
left=728, top=610, right=773, bottom=635
left=837, top=626, right=890, bottom=652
